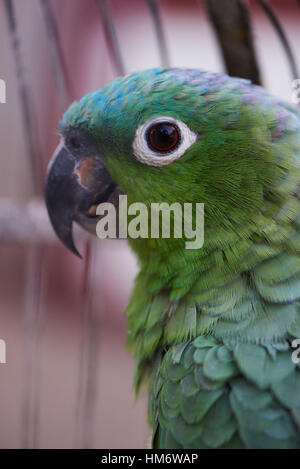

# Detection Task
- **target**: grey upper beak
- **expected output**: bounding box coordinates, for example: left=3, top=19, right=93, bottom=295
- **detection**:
left=45, top=142, right=115, bottom=257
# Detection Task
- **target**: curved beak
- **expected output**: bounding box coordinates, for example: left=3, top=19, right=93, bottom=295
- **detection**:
left=45, top=142, right=116, bottom=257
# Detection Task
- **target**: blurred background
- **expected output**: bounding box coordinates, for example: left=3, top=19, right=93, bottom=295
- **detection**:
left=0, top=0, right=299, bottom=449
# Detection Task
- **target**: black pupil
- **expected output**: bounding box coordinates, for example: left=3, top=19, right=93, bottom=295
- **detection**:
left=148, top=123, right=179, bottom=152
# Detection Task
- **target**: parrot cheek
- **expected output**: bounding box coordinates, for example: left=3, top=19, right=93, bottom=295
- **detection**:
left=45, top=142, right=120, bottom=256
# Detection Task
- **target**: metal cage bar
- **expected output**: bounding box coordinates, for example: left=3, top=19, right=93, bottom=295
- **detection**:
left=146, top=0, right=170, bottom=68
left=205, top=0, right=261, bottom=84
left=95, top=0, right=125, bottom=76
left=259, top=0, right=299, bottom=81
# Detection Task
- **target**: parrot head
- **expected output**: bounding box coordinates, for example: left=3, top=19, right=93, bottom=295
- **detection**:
left=45, top=68, right=286, bottom=258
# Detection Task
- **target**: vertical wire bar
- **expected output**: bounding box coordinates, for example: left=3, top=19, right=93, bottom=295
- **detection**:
left=33, top=0, right=74, bottom=444
left=146, top=0, right=170, bottom=67
left=24, top=246, right=46, bottom=449
left=74, top=241, right=92, bottom=448
left=39, top=0, right=95, bottom=449
left=39, top=0, right=72, bottom=110
left=74, top=0, right=127, bottom=447
left=204, top=0, right=261, bottom=84
left=81, top=242, right=102, bottom=449
left=74, top=241, right=102, bottom=449
left=4, top=0, right=43, bottom=194
left=259, top=0, right=299, bottom=81
left=4, top=0, right=45, bottom=449
left=94, top=0, right=125, bottom=76
left=39, top=0, right=101, bottom=448
left=21, top=246, right=44, bottom=448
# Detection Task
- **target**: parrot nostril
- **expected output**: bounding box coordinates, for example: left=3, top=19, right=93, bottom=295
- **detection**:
left=69, top=137, right=81, bottom=149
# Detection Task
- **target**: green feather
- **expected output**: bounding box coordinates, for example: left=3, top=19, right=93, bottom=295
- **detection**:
left=59, top=68, right=300, bottom=448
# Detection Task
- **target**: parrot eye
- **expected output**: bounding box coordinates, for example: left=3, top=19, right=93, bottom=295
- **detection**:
left=147, top=122, right=180, bottom=152
left=133, top=116, right=197, bottom=167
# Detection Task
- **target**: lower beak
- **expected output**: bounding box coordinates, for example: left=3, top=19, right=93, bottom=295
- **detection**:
left=45, top=142, right=116, bottom=257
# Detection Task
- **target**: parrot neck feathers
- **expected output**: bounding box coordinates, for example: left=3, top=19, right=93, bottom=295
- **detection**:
left=126, top=190, right=300, bottom=391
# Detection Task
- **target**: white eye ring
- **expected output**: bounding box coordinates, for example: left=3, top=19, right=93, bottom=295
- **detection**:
left=132, top=116, right=197, bottom=167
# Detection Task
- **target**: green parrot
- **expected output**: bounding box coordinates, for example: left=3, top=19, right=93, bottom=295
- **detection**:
left=45, top=68, right=300, bottom=449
